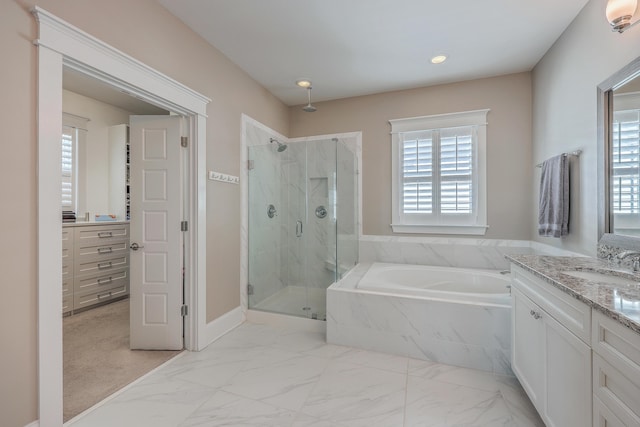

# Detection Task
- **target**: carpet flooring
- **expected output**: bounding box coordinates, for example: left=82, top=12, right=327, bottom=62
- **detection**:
left=63, top=298, right=182, bottom=422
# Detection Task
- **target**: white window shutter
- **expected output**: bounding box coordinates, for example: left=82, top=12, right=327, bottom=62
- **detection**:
left=612, top=110, right=640, bottom=214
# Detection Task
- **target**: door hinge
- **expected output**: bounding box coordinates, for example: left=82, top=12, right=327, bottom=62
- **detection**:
left=181, top=304, right=188, bottom=317
left=181, top=221, right=188, bottom=232
left=181, top=136, right=188, bottom=148
left=247, top=283, right=254, bottom=295
left=247, top=160, right=255, bottom=170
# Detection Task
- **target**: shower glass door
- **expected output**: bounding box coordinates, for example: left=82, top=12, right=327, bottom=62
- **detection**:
left=248, top=138, right=338, bottom=320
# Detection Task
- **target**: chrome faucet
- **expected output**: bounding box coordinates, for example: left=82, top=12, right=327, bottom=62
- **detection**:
left=615, top=250, right=640, bottom=271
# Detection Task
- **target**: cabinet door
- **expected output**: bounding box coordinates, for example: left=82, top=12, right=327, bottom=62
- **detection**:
left=544, top=307, right=591, bottom=427
left=512, top=288, right=545, bottom=409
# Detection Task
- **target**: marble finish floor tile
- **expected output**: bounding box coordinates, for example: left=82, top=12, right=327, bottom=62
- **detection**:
left=68, top=321, right=544, bottom=427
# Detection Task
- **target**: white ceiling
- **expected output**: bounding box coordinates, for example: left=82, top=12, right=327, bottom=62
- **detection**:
left=63, top=67, right=169, bottom=115
left=158, top=0, right=590, bottom=106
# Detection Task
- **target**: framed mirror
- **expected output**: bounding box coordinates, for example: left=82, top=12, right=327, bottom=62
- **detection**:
left=598, top=56, right=640, bottom=241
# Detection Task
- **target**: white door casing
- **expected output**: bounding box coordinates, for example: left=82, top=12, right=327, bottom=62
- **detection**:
left=130, top=115, right=184, bottom=350
left=34, top=7, right=209, bottom=425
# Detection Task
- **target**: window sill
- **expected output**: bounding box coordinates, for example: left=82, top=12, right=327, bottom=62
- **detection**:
left=390, top=224, right=489, bottom=235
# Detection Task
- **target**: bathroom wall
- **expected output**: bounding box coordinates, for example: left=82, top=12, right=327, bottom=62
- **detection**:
left=531, top=0, right=640, bottom=255
left=0, top=1, right=289, bottom=425
left=289, top=72, right=533, bottom=240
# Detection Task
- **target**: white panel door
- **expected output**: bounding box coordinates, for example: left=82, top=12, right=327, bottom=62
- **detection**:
left=129, top=115, right=183, bottom=350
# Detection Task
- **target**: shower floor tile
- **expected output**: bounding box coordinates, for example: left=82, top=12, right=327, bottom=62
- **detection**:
left=68, top=321, right=544, bottom=427
left=252, top=285, right=327, bottom=319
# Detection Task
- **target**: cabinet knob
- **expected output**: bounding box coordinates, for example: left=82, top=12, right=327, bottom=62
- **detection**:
left=530, top=309, right=542, bottom=320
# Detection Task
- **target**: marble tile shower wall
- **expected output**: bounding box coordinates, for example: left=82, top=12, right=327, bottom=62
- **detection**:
left=307, top=140, right=338, bottom=289
left=358, top=236, right=581, bottom=270
left=281, top=143, right=306, bottom=288
left=246, top=124, right=285, bottom=305
left=336, top=141, right=358, bottom=275
left=283, top=140, right=336, bottom=289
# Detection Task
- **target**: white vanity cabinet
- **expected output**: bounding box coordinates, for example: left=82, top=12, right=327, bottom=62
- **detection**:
left=62, top=227, right=74, bottom=315
left=591, top=310, right=640, bottom=426
left=511, top=266, right=592, bottom=427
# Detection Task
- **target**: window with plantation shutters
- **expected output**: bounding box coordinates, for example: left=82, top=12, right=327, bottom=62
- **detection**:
left=611, top=109, right=640, bottom=214
left=61, top=113, right=89, bottom=213
left=61, top=125, right=75, bottom=210
left=390, top=110, right=489, bottom=235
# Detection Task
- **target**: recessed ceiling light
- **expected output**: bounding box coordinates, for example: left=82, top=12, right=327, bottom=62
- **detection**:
left=296, top=79, right=312, bottom=88
left=430, top=55, right=447, bottom=64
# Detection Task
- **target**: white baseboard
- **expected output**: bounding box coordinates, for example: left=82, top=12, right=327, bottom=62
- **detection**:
left=24, top=421, right=39, bottom=427
left=204, top=306, right=245, bottom=347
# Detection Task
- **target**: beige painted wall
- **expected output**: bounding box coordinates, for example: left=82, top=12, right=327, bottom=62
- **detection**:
left=290, top=72, right=533, bottom=239
left=1, top=1, right=289, bottom=425
left=532, top=0, right=640, bottom=255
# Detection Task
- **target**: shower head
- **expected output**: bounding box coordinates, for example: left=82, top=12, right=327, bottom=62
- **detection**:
left=270, top=138, right=288, bottom=152
left=302, top=87, right=317, bottom=112
left=302, top=103, right=317, bottom=113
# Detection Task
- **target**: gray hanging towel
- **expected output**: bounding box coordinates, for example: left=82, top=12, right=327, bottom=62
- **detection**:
left=538, top=154, right=569, bottom=237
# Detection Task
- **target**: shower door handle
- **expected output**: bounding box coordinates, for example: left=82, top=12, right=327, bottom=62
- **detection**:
left=296, top=220, right=303, bottom=237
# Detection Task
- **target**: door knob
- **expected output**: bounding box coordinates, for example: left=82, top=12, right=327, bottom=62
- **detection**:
left=130, top=242, right=144, bottom=251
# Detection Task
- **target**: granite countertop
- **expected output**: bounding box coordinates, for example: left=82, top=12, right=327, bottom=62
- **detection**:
left=506, top=254, right=640, bottom=335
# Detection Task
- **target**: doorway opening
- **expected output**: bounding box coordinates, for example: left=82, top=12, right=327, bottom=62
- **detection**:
left=61, top=69, right=187, bottom=421
left=35, top=7, right=209, bottom=426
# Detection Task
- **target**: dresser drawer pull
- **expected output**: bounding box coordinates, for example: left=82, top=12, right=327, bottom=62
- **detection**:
left=98, top=231, right=113, bottom=238
left=97, top=247, right=113, bottom=254
left=97, top=276, right=113, bottom=285
left=97, top=262, right=113, bottom=269
left=97, top=291, right=112, bottom=299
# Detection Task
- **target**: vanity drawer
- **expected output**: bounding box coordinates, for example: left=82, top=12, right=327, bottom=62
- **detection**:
left=74, top=268, right=129, bottom=296
left=511, top=266, right=591, bottom=344
left=592, top=310, right=640, bottom=380
left=62, top=228, right=73, bottom=250
left=593, top=352, right=640, bottom=426
left=62, top=258, right=73, bottom=282
left=62, top=276, right=72, bottom=297
left=593, top=395, right=627, bottom=427
left=73, top=284, right=128, bottom=310
left=62, top=294, right=73, bottom=315
left=74, top=254, right=128, bottom=278
left=74, top=224, right=129, bottom=247
left=74, top=240, right=129, bottom=263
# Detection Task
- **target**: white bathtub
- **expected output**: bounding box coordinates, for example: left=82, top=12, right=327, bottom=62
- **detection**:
left=357, top=263, right=511, bottom=306
left=327, top=262, right=513, bottom=374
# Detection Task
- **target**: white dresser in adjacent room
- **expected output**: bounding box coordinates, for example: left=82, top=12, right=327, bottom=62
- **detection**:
left=62, top=222, right=130, bottom=314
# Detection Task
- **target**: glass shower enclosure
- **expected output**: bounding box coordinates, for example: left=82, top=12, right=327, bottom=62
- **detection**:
left=248, top=137, right=357, bottom=320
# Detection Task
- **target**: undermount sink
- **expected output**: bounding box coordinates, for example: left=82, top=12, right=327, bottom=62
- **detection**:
left=561, top=270, right=639, bottom=286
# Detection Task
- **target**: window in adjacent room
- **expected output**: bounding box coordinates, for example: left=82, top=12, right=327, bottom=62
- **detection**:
left=612, top=108, right=640, bottom=215
left=61, top=113, right=89, bottom=214
left=389, top=109, right=489, bottom=235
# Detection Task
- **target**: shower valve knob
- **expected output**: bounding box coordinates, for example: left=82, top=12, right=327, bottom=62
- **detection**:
left=267, top=204, right=277, bottom=218
left=315, top=206, right=328, bottom=219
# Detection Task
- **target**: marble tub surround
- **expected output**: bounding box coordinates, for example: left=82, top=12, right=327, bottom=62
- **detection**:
left=359, top=235, right=582, bottom=271
left=327, top=263, right=512, bottom=375
left=506, top=254, right=640, bottom=333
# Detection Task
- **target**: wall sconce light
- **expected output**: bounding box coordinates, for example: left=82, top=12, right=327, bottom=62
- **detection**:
left=606, top=0, right=638, bottom=33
